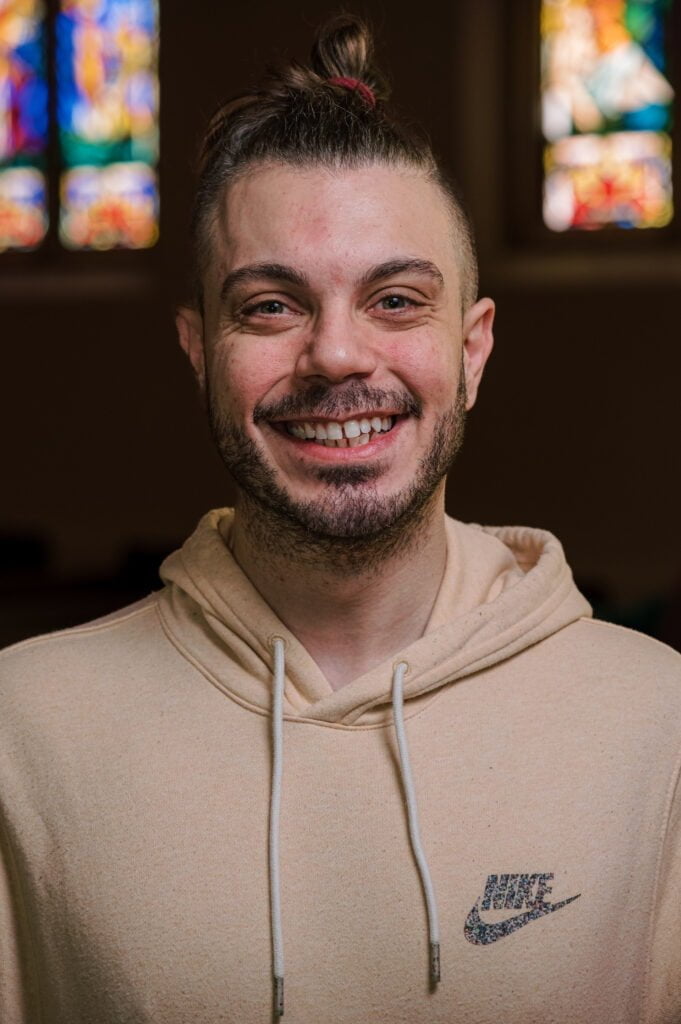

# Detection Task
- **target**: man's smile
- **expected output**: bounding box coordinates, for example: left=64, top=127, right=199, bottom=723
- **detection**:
left=285, top=414, right=395, bottom=445
left=268, top=413, right=407, bottom=459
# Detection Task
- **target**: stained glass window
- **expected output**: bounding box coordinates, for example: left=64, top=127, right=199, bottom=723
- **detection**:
left=56, top=0, right=159, bottom=249
left=541, top=0, right=674, bottom=231
left=0, top=1, right=49, bottom=251
left=0, top=0, right=158, bottom=254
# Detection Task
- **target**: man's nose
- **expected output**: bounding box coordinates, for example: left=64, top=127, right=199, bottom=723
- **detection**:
left=293, top=309, right=378, bottom=384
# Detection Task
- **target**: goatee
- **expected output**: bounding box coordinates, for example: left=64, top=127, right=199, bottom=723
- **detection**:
left=206, top=376, right=467, bottom=575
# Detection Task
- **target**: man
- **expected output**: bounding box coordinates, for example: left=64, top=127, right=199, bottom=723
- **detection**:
left=2, top=15, right=680, bottom=1024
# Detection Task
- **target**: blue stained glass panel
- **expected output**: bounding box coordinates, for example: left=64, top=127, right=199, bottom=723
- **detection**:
left=0, top=0, right=49, bottom=250
left=56, top=0, right=159, bottom=249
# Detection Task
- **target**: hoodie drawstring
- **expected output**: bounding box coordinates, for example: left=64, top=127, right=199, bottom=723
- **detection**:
left=391, top=661, right=441, bottom=985
left=267, top=642, right=441, bottom=1017
left=269, top=637, right=286, bottom=1016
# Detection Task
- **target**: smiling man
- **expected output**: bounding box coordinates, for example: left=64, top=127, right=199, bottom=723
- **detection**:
left=2, top=15, right=681, bottom=1024
left=176, top=160, right=494, bottom=688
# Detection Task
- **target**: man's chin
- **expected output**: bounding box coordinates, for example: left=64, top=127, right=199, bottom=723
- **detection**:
left=242, top=476, right=434, bottom=544
left=272, top=478, right=401, bottom=531
left=238, top=456, right=403, bottom=538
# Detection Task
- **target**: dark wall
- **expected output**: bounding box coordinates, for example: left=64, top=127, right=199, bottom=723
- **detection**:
left=2, top=0, right=680, bottom=644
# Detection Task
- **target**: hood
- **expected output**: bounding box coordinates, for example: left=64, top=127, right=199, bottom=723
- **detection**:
left=158, top=508, right=591, bottom=728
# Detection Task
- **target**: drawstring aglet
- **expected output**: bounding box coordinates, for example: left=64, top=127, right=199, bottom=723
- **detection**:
left=274, top=975, right=284, bottom=1016
left=430, top=941, right=441, bottom=984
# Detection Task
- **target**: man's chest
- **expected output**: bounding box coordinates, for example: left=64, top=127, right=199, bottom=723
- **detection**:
left=18, top=721, right=657, bottom=1024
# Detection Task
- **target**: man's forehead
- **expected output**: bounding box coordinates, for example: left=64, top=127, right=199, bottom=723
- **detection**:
left=212, top=161, right=460, bottom=283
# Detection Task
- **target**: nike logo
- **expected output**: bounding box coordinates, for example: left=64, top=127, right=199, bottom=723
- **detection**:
left=464, top=873, right=580, bottom=946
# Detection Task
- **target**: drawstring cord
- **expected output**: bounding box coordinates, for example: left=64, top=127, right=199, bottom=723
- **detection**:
left=267, top=643, right=441, bottom=1018
left=391, top=661, right=441, bottom=985
left=269, top=637, right=286, bottom=1016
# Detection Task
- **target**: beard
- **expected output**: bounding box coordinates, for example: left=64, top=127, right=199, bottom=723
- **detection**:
left=206, top=376, right=467, bottom=575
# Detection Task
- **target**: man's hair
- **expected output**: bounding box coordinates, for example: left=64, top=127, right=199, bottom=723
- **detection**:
left=189, top=14, right=478, bottom=312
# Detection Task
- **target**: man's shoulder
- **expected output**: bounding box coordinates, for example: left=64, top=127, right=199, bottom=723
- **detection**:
left=568, top=615, right=680, bottom=665
left=554, top=614, right=681, bottom=702
left=1, top=591, right=161, bottom=656
left=0, top=592, right=164, bottom=701
left=517, top=618, right=681, bottom=766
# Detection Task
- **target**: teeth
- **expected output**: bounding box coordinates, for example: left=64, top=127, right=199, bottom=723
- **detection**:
left=285, top=415, right=395, bottom=441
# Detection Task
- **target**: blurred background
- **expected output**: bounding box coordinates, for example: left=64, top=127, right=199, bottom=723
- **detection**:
left=1, top=0, right=680, bottom=650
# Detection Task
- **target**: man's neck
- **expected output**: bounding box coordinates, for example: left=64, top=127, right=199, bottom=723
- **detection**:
left=228, top=497, right=448, bottom=691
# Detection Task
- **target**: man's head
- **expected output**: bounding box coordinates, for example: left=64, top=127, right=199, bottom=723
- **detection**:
left=177, top=17, right=494, bottom=567
left=187, top=14, right=479, bottom=316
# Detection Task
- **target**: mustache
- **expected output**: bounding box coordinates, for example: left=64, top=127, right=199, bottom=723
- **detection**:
left=253, top=381, right=422, bottom=423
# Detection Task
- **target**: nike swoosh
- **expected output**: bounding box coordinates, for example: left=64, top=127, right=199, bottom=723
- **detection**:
left=464, top=894, right=581, bottom=946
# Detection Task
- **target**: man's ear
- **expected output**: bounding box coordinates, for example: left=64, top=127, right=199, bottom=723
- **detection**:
left=461, top=297, right=495, bottom=411
left=176, top=306, right=206, bottom=393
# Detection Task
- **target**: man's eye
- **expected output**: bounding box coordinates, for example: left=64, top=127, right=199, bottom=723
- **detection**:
left=243, top=299, right=289, bottom=316
left=376, top=294, right=418, bottom=311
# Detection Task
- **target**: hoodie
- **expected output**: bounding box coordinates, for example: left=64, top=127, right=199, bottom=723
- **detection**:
left=1, top=508, right=680, bottom=1023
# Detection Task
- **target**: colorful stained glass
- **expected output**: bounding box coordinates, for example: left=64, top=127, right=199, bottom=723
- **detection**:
left=60, top=161, right=156, bottom=248
left=541, top=0, right=674, bottom=230
left=0, top=0, right=49, bottom=250
left=56, top=0, right=159, bottom=249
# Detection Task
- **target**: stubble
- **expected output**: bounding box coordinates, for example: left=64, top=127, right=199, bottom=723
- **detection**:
left=206, top=376, right=467, bottom=576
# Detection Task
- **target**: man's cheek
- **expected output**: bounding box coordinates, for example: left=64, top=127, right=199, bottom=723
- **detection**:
left=416, top=374, right=453, bottom=409
left=211, top=349, right=253, bottom=413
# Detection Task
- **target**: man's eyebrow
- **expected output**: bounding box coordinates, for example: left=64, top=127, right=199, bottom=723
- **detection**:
left=218, top=258, right=444, bottom=304
left=358, top=258, right=444, bottom=288
left=219, top=263, right=310, bottom=303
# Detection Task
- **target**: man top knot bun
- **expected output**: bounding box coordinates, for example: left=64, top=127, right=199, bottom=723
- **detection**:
left=310, top=14, right=386, bottom=105
left=189, top=14, right=478, bottom=314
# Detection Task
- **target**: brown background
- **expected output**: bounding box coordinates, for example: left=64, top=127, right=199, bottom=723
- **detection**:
left=1, top=0, right=680, bottom=646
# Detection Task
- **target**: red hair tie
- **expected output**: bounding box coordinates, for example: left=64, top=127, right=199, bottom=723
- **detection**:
left=327, top=76, right=377, bottom=108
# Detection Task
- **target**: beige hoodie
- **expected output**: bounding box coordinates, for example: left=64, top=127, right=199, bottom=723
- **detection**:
left=1, top=508, right=680, bottom=1023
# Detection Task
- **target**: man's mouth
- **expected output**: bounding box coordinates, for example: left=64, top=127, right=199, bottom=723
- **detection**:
left=278, top=414, right=397, bottom=448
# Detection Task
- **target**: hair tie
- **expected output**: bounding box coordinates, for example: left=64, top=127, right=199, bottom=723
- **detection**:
left=327, top=76, right=376, bottom=108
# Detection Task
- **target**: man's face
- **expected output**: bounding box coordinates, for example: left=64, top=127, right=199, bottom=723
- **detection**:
left=178, top=162, right=494, bottom=542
